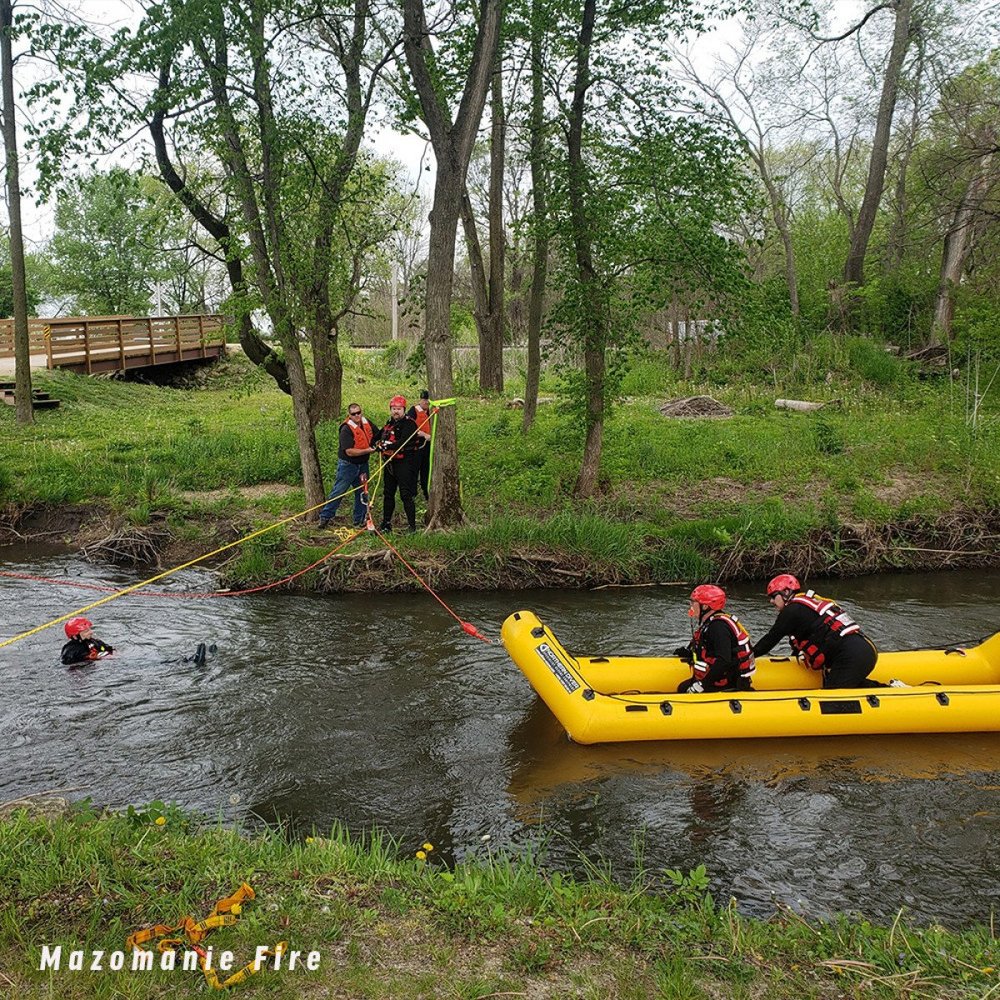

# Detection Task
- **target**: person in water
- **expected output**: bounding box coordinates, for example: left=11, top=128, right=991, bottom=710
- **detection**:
left=61, top=617, right=114, bottom=665
left=753, top=574, right=882, bottom=689
left=674, top=584, right=756, bottom=693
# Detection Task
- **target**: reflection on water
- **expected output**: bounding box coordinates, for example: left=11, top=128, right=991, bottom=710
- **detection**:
left=2, top=547, right=999, bottom=927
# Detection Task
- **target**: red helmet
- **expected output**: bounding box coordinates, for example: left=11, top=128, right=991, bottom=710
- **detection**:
left=690, top=584, right=726, bottom=610
left=390, top=395, right=406, bottom=408
left=64, top=617, right=93, bottom=639
left=766, top=574, right=801, bottom=596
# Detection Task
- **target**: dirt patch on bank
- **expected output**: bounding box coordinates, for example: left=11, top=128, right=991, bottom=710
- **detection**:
left=178, top=483, right=300, bottom=503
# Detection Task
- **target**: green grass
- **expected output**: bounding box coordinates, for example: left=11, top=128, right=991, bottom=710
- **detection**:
left=0, top=806, right=996, bottom=998
left=3, top=347, right=999, bottom=584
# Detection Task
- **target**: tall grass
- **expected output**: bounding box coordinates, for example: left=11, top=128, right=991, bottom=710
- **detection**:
left=0, top=806, right=995, bottom=1000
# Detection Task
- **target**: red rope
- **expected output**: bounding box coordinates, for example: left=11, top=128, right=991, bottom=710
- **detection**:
left=0, top=529, right=365, bottom=600
left=372, top=527, right=492, bottom=644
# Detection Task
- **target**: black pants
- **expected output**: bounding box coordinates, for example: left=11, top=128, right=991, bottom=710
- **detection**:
left=822, top=636, right=879, bottom=688
left=416, top=445, right=430, bottom=499
left=382, top=458, right=417, bottom=530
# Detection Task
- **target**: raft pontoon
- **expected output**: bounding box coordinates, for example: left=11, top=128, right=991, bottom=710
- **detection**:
left=501, top=610, right=1000, bottom=744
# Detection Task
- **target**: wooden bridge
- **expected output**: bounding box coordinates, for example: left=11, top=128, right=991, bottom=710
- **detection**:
left=0, top=314, right=227, bottom=374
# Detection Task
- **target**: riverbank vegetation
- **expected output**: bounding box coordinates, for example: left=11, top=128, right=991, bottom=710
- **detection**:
left=2, top=340, right=999, bottom=590
left=1, top=803, right=995, bottom=999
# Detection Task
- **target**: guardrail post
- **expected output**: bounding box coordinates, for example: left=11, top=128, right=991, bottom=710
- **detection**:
left=117, top=318, right=125, bottom=369
left=174, top=316, right=181, bottom=360
left=199, top=315, right=206, bottom=357
left=83, top=321, right=92, bottom=374
left=148, top=318, right=156, bottom=365
left=45, top=323, right=53, bottom=369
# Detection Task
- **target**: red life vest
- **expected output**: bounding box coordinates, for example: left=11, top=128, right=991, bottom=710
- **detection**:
left=692, top=611, right=756, bottom=687
left=342, top=416, right=375, bottom=451
left=788, top=590, right=862, bottom=670
left=379, top=418, right=410, bottom=460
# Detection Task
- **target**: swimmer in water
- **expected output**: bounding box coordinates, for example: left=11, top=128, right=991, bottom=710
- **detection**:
left=61, top=617, right=114, bottom=665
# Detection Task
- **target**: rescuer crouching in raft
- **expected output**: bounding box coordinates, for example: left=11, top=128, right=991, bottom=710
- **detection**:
left=675, top=585, right=756, bottom=694
left=754, top=574, right=881, bottom=689
left=61, top=617, right=114, bottom=666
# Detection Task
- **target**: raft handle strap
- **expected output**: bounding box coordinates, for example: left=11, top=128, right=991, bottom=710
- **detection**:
left=936, top=692, right=950, bottom=706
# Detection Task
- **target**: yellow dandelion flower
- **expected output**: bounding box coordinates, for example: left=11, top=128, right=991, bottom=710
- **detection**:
left=415, top=850, right=427, bottom=860
left=305, top=836, right=315, bottom=844
left=231, top=903, right=242, bottom=915
left=422, top=842, right=434, bottom=852
left=154, top=816, right=166, bottom=826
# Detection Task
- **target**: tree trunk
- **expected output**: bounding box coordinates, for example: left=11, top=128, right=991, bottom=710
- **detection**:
left=1, top=0, right=32, bottom=425
left=424, top=168, right=465, bottom=525
left=522, top=0, right=548, bottom=433
left=480, top=57, right=505, bottom=393
left=843, top=0, right=913, bottom=290
left=760, top=162, right=799, bottom=318
left=402, top=0, right=503, bottom=527
left=282, top=325, right=326, bottom=507
left=930, top=154, right=994, bottom=344
left=568, top=0, right=603, bottom=498
left=884, top=35, right=924, bottom=270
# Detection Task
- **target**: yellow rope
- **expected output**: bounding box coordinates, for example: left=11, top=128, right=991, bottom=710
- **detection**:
left=1, top=486, right=359, bottom=650
left=1, top=403, right=432, bottom=650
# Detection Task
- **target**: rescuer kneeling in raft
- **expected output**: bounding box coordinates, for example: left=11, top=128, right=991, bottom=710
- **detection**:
left=674, top=585, right=756, bottom=694
left=61, top=617, right=114, bottom=666
left=754, top=574, right=885, bottom=689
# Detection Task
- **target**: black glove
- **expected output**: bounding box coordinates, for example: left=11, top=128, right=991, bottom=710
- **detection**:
left=673, top=646, right=693, bottom=664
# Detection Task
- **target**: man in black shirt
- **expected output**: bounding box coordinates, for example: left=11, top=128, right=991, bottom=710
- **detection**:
left=754, top=574, right=879, bottom=688
left=375, top=395, right=420, bottom=533
left=318, top=403, right=377, bottom=528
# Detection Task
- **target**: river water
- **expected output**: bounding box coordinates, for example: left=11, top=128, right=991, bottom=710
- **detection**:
left=2, top=547, right=999, bottom=928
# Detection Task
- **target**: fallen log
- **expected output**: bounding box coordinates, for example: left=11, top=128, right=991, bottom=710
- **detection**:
left=775, top=398, right=842, bottom=412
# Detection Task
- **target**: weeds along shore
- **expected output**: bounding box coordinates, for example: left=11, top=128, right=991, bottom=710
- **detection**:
left=3, top=344, right=1000, bottom=591
left=0, top=802, right=996, bottom=999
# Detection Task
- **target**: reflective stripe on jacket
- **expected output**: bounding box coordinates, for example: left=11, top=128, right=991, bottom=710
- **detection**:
left=788, top=590, right=862, bottom=670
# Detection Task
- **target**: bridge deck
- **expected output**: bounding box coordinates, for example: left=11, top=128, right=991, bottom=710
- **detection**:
left=0, top=315, right=227, bottom=373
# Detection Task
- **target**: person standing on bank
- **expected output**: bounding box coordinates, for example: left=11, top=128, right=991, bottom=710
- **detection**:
left=675, top=585, right=756, bottom=694
left=406, top=390, right=433, bottom=501
left=318, top=403, right=377, bottom=528
left=376, top=395, right=419, bottom=533
left=754, top=574, right=880, bottom=689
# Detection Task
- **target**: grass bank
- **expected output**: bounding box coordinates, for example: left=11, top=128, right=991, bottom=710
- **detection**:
left=1, top=803, right=995, bottom=999
left=2, top=340, right=1000, bottom=590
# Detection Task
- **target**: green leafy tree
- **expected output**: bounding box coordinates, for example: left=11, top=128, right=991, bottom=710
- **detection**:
left=49, top=168, right=183, bottom=315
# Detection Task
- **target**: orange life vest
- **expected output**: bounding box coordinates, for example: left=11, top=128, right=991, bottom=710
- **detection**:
left=342, top=416, right=375, bottom=451
left=413, top=405, right=431, bottom=437
left=692, top=611, right=756, bottom=687
left=788, top=590, right=862, bottom=670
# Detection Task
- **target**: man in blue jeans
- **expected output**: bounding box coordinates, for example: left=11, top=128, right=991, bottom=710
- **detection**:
left=318, top=402, right=377, bottom=527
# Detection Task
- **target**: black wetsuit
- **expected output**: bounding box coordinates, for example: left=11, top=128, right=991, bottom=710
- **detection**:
left=375, top=416, right=419, bottom=531
left=753, top=601, right=878, bottom=688
left=61, top=637, right=114, bottom=665
left=677, top=616, right=751, bottom=693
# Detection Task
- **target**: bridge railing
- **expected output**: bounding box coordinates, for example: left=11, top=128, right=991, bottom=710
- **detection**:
left=0, top=314, right=227, bottom=372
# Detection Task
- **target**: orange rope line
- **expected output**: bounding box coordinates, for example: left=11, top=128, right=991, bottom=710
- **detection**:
left=0, top=531, right=365, bottom=600
left=372, top=526, right=491, bottom=644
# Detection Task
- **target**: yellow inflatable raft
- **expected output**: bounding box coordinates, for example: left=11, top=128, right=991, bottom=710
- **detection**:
left=501, top=610, right=1000, bottom=744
